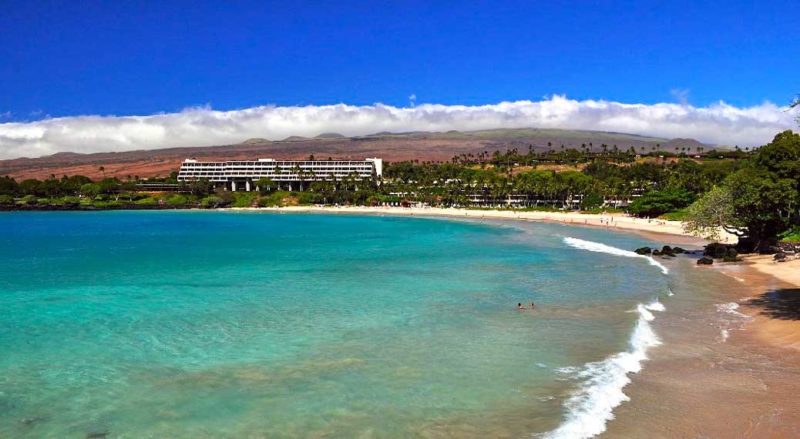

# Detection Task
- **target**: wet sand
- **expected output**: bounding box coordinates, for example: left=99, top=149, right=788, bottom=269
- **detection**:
left=604, top=258, right=800, bottom=438
left=737, top=256, right=800, bottom=352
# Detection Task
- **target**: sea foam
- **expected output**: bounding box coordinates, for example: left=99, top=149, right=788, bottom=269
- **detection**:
left=562, top=237, right=669, bottom=274
left=715, top=302, right=750, bottom=319
left=542, top=300, right=664, bottom=439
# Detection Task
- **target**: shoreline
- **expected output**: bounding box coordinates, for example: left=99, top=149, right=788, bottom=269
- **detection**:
left=723, top=255, right=800, bottom=351
left=605, top=254, right=800, bottom=437
left=230, top=205, right=733, bottom=245
left=246, top=206, right=799, bottom=437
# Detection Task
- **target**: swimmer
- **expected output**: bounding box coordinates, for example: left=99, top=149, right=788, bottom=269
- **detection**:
left=517, top=303, right=526, bottom=310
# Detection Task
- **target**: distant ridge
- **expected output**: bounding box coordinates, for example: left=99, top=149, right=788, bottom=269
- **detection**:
left=0, top=127, right=714, bottom=180
left=241, top=138, right=271, bottom=145
left=314, top=132, right=346, bottom=139
left=661, top=138, right=707, bottom=150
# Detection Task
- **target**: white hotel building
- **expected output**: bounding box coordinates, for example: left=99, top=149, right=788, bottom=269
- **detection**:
left=177, top=158, right=383, bottom=191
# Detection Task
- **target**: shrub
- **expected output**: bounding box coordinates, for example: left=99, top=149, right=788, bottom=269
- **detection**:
left=200, top=196, right=225, bottom=208
left=659, top=209, right=689, bottom=221
left=628, top=189, right=695, bottom=218
left=165, top=194, right=188, bottom=207
left=135, top=197, right=158, bottom=206
left=62, top=196, right=81, bottom=207
left=779, top=227, right=800, bottom=243
left=297, top=192, right=322, bottom=205
left=231, top=192, right=258, bottom=208
left=258, top=190, right=292, bottom=207
left=19, top=195, right=38, bottom=205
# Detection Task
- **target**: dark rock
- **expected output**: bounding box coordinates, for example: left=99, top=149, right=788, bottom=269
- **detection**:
left=704, top=242, right=729, bottom=259
left=672, top=247, right=686, bottom=254
left=774, top=252, right=787, bottom=262
left=661, top=245, right=673, bottom=253
left=652, top=249, right=662, bottom=256
left=722, top=248, right=739, bottom=262
left=697, top=256, right=714, bottom=265
left=634, top=247, right=652, bottom=255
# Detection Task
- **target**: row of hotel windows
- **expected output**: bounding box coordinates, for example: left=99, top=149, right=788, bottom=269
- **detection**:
left=180, top=162, right=374, bottom=167
left=178, top=172, right=372, bottom=177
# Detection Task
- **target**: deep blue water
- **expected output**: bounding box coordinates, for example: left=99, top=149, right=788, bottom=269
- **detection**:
left=0, top=211, right=671, bottom=438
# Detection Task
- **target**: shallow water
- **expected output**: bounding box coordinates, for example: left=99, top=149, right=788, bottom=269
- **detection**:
left=0, top=211, right=673, bottom=438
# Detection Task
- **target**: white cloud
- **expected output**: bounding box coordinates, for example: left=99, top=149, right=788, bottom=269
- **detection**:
left=0, top=96, right=796, bottom=160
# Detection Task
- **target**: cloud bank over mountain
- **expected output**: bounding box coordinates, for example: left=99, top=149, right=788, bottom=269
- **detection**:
left=0, top=96, right=795, bottom=160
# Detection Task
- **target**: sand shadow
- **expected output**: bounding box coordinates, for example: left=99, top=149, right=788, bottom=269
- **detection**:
left=745, top=289, right=800, bottom=320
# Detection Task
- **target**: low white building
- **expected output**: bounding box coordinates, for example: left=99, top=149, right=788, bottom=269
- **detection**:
left=177, top=158, right=383, bottom=191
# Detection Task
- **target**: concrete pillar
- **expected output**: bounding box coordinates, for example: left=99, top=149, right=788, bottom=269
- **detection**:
left=245, top=180, right=251, bottom=192
left=231, top=180, right=237, bottom=192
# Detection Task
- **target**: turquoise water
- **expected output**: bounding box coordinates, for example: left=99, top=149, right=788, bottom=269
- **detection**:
left=0, top=211, right=671, bottom=438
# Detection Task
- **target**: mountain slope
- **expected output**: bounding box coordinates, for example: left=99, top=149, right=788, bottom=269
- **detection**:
left=0, top=128, right=711, bottom=180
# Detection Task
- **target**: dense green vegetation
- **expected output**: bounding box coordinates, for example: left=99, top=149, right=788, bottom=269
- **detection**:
left=2, top=131, right=798, bottom=252
left=0, top=146, right=752, bottom=213
left=684, top=130, right=800, bottom=252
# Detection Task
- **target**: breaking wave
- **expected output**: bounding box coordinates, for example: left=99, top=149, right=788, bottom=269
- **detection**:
left=542, top=300, right=665, bottom=439
left=562, top=237, right=669, bottom=274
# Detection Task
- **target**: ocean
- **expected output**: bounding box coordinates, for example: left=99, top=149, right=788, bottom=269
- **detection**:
left=1, top=211, right=677, bottom=438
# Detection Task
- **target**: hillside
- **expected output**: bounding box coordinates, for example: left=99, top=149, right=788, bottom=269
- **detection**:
left=0, top=128, right=710, bottom=180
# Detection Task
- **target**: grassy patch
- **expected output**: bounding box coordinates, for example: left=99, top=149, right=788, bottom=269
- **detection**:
left=231, top=192, right=258, bottom=208
left=659, top=209, right=689, bottom=221
left=581, top=207, right=625, bottom=215
left=780, top=228, right=800, bottom=243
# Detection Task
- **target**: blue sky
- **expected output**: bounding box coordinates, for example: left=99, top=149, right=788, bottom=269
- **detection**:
left=0, top=1, right=798, bottom=158
left=1, top=0, right=798, bottom=119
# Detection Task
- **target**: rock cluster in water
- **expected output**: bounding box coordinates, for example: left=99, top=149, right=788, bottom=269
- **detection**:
left=634, top=245, right=686, bottom=257
left=703, top=242, right=739, bottom=263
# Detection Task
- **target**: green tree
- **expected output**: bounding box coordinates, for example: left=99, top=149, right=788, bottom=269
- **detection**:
left=256, top=177, right=276, bottom=194
left=685, top=131, right=800, bottom=251
left=628, top=188, right=695, bottom=218
left=0, top=176, right=20, bottom=196
left=80, top=183, right=102, bottom=198
left=683, top=185, right=737, bottom=241
left=189, top=178, right=213, bottom=196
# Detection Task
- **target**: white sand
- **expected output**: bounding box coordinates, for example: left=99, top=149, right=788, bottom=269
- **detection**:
left=230, top=205, right=737, bottom=244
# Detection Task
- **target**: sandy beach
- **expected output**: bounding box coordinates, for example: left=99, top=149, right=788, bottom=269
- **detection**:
left=605, top=255, right=800, bottom=438
left=732, top=256, right=800, bottom=351
left=234, top=205, right=737, bottom=245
